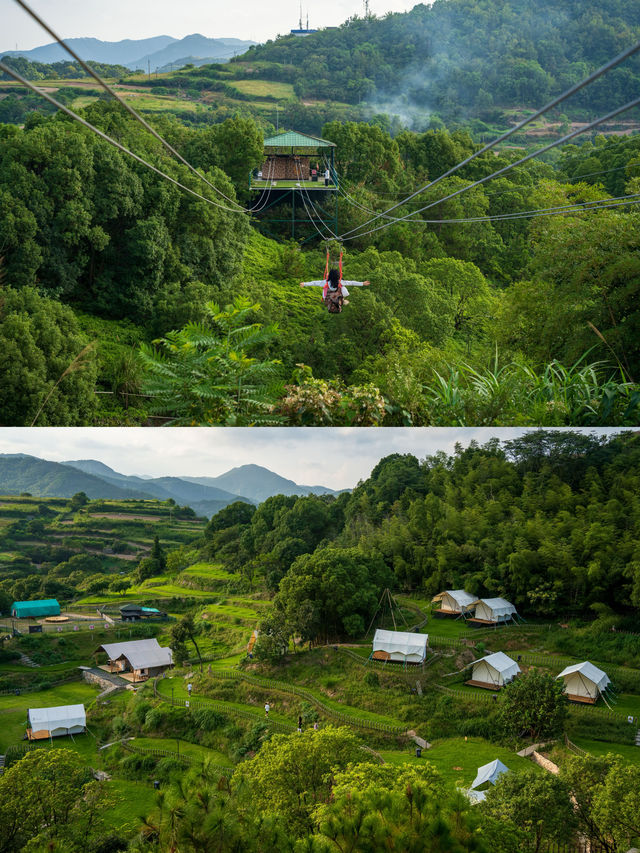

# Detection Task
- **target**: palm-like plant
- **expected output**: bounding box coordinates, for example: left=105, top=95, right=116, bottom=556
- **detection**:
left=139, top=298, right=284, bottom=425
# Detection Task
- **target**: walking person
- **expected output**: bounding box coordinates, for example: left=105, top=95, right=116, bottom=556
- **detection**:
left=297, top=715, right=303, bottom=733
left=265, top=701, right=270, bottom=718
left=324, top=167, right=330, bottom=187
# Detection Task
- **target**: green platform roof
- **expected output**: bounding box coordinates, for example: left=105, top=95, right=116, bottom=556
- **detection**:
left=263, top=130, right=336, bottom=149
left=11, top=598, right=61, bottom=618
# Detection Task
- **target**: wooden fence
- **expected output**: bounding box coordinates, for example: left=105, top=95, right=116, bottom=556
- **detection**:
left=0, top=672, right=82, bottom=696
left=153, top=679, right=295, bottom=734
left=205, top=669, right=406, bottom=735
left=122, top=739, right=234, bottom=775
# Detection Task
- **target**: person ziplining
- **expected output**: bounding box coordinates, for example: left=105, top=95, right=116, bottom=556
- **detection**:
left=300, top=250, right=370, bottom=313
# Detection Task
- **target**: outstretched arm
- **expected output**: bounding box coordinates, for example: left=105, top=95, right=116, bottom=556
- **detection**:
left=340, top=280, right=370, bottom=287
left=300, top=280, right=327, bottom=287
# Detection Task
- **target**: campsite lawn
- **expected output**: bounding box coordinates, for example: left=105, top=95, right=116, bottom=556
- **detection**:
left=571, top=738, right=640, bottom=765
left=0, top=681, right=100, bottom=751
left=609, top=693, right=640, bottom=718
left=380, top=737, right=538, bottom=788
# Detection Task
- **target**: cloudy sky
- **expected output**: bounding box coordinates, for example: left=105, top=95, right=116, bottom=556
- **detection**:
left=2, top=0, right=417, bottom=51
left=0, top=428, right=629, bottom=490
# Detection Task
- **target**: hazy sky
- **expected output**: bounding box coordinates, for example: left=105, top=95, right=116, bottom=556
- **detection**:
left=0, top=428, right=628, bottom=490
left=1, top=0, right=418, bottom=51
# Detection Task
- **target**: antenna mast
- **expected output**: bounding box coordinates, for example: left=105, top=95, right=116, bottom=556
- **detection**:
left=299, top=2, right=303, bottom=29
left=364, top=0, right=370, bottom=18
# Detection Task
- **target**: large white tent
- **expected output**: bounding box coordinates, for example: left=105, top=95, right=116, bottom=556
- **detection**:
left=431, top=590, right=476, bottom=615
left=470, top=598, right=517, bottom=624
left=469, top=652, right=520, bottom=689
left=372, top=629, right=428, bottom=664
left=556, top=661, right=611, bottom=704
left=27, top=704, right=86, bottom=739
left=470, top=758, right=509, bottom=790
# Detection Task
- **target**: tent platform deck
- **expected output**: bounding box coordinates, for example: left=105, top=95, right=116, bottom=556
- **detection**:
left=566, top=693, right=598, bottom=704
left=26, top=728, right=50, bottom=741
left=467, top=618, right=500, bottom=627
left=465, top=679, right=501, bottom=691
left=433, top=609, right=461, bottom=618
left=97, top=664, right=147, bottom=683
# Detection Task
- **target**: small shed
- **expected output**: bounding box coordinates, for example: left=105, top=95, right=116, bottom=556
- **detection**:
left=431, top=590, right=476, bottom=617
left=468, top=651, right=520, bottom=690
left=372, top=629, right=428, bottom=664
left=119, top=604, right=167, bottom=622
left=11, top=599, right=61, bottom=618
left=556, top=661, right=611, bottom=704
left=469, top=598, right=517, bottom=626
left=27, top=704, right=86, bottom=740
left=471, top=758, right=509, bottom=791
left=96, top=638, right=173, bottom=682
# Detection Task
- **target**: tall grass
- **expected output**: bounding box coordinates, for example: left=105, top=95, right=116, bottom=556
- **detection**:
left=423, top=352, right=639, bottom=426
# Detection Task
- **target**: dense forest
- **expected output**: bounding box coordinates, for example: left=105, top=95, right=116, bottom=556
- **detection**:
left=238, top=0, right=640, bottom=123
left=1, top=0, right=640, bottom=426
left=200, top=430, right=640, bottom=647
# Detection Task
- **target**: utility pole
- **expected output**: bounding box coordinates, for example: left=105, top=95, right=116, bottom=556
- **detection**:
left=364, top=0, right=370, bottom=18
left=147, top=59, right=150, bottom=80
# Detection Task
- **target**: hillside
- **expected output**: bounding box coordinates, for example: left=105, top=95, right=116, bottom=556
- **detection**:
left=181, top=464, right=344, bottom=503
left=1, top=33, right=256, bottom=70
left=1, top=0, right=640, bottom=427
left=238, top=0, right=640, bottom=123
left=1, top=434, right=639, bottom=851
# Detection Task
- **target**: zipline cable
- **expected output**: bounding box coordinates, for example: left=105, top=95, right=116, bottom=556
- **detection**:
left=338, top=95, right=640, bottom=240
left=337, top=37, right=640, bottom=239
left=294, top=160, right=337, bottom=241
left=398, top=192, right=640, bottom=224
left=0, top=60, right=251, bottom=216
left=11, top=0, right=253, bottom=213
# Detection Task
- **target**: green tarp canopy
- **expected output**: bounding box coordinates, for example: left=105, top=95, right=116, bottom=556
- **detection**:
left=11, top=599, right=61, bottom=618
left=263, top=130, right=336, bottom=150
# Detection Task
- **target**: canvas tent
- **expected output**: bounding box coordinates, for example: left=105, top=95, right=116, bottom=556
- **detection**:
left=372, top=629, right=428, bottom=664
left=471, top=759, right=509, bottom=790
left=27, top=704, right=86, bottom=740
left=469, top=597, right=517, bottom=625
left=11, top=599, right=60, bottom=618
left=556, top=661, right=611, bottom=704
left=431, top=590, right=476, bottom=616
left=97, top=638, right=173, bottom=682
left=469, top=652, right=520, bottom=689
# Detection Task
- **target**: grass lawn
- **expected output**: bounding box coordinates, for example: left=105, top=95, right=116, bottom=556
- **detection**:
left=156, top=676, right=294, bottom=727
left=609, top=693, right=640, bottom=718
left=183, top=562, right=238, bottom=579
left=106, top=779, right=157, bottom=837
left=0, top=681, right=100, bottom=751
left=571, top=738, right=640, bottom=765
left=380, top=737, right=538, bottom=788
left=230, top=79, right=296, bottom=98
left=129, top=736, right=231, bottom=765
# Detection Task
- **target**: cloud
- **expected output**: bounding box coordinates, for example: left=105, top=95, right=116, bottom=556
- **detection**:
left=0, top=427, right=629, bottom=491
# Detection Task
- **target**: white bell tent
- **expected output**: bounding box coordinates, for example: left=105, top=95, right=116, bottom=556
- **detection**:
left=431, top=590, right=476, bottom=615
left=469, top=651, right=520, bottom=689
left=556, top=661, right=611, bottom=704
left=371, top=629, right=428, bottom=664
left=470, top=597, right=518, bottom=624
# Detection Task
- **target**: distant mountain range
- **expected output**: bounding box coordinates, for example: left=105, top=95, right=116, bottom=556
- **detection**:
left=0, top=455, right=342, bottom=517
left=1, top=33, right=257, bottom=71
